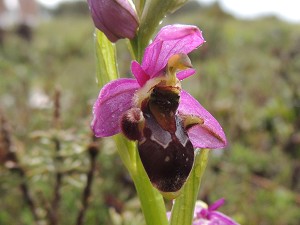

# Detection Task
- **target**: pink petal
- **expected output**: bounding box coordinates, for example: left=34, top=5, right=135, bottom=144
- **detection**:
left=208, top=198, right=225, bottom=211
left=141, top=25, right=205, bottom=78
left=177, top=68, right=196, bottom=80
left=178, top=90, right=227, bottom=149
left=92, top=78, right=139, bottom=137
left=209, top=211, right=240, bottom=225
left=131, top=61, right=149, bottom=86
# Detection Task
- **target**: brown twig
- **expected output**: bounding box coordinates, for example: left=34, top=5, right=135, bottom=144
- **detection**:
left=18, top=167, right=39, bottom=222
left=48, top=147, right=63, bottom=225
left=0, top=111, right=39, bottom=223
left=53, top=89, right=61, bottom=129
left=48, top=89, right=63, bottom=225
left=75, top=140, right=99, bottom=225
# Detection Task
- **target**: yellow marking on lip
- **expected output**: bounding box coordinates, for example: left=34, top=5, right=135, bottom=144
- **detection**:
left=181, top=114, right=204, bottom=129
left=166, top=53, right=193, bottom=86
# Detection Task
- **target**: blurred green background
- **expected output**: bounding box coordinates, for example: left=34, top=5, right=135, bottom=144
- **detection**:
left=0, top=1, right=299, bottom=225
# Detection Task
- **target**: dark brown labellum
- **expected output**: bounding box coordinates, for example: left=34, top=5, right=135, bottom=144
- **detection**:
left=138, top=111, right=194, bottom=193
left=137, top=84, right=194, bottom=193
left=121, top=82, right=195, bottom=194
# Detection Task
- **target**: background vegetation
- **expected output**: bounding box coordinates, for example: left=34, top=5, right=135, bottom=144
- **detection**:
left=0, top=1, right=299, bottom=224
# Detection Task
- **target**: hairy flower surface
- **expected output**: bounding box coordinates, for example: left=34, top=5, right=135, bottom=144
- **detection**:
left=168, top=199, right=240, bottom=225
left=87, top=0, right=138, bottom=42
left=92, top=24, right=227, bottom=193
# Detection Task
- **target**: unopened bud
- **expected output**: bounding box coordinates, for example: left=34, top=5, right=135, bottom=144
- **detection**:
left=87, top=0, right=139, bottom=42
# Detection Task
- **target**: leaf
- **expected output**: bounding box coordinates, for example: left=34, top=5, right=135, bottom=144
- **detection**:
left=133, top=0, right=146, bottom=17
left=170, top=149, right=209, bottom=225
left=95, top=29, right=119, bottom=88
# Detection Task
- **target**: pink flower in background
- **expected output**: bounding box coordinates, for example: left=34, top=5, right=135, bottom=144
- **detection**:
left=168, top=199, right=240, bottom=225
left=87, top=0, right=138, bottom=42
left=194, top=198, right=240, bottom=225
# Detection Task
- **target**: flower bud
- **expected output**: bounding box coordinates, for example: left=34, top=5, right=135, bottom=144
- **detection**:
left=87, top=0, right=139, bottom=42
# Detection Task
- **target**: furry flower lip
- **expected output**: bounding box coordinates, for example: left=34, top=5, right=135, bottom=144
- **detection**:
left=87, top=0, right=139, bottom=42
left=91, top=24, right=227, bottom=193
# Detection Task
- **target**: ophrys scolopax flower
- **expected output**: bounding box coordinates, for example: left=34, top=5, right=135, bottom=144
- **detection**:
left=92, top=24, right=227, bottom=194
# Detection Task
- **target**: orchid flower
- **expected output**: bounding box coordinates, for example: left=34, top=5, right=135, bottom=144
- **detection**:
left=168, top=199, right=240, bottom=225
left=87, top=0, right=139, bottom=42
left=194, top=199, right=239, bottom=225
left=91, top=24, right=227, bottom=194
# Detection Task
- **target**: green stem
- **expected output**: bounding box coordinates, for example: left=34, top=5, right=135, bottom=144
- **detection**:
left=129, top=37, right=139, bottom=62
left=131, top=151, right=168, bottom=225
left=95, top=30, right=119, bottom=88
left=113, top=135, right=136, bottom=173
left=114, top=135, right=168, bottom=225
left=170, top=149, right=209, bottom=225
